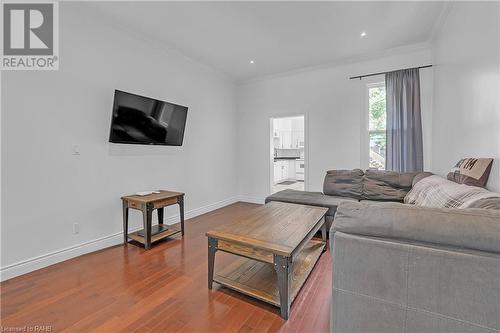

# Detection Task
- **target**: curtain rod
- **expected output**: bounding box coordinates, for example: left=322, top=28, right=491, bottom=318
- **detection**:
left=349, top=64, right=433, bottom=80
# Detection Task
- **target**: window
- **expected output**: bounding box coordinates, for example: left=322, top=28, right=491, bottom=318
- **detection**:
left=368, top=84, right=386, bottom=170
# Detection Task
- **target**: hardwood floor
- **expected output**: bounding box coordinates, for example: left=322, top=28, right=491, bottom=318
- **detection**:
left=0, top=202, right=331, bottom=333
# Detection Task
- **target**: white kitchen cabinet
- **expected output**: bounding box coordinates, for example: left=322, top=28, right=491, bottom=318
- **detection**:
left=273, top=137, right=280, bottom=149
left=281, top=162, right=289, bottom=180
left=298, top=131, right=305, bottom=147
left=274, top=161, right=284, bottom=183
left=280, top=131, right=292, bottom=149
left=274, top=160, right=295, bottom=183
left=274, top=117, right=304, bottom=149
left=291, top=131, right=298, bottom=148
left=291, top=130, right=304, bottom=148
left=273, top=162, right=281, bottom=183
left=296, top=159, right=305, bottom=181
left=288, top=160, right=296, bottom=180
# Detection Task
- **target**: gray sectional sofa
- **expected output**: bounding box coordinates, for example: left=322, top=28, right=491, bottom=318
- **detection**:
left=332, top=201, right=500, bottom=333
left=265, top=169, right=430, bottom=231
left=265, top=169, right=500, bottom=333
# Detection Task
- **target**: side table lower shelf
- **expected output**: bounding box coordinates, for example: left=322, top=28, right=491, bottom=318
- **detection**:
left=127, top=224, right=181, bottom=245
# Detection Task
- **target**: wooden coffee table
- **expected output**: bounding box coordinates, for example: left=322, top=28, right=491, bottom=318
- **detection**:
left=206, top=201, right=328, bottom=319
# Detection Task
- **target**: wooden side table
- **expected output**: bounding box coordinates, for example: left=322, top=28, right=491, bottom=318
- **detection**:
left=121, top=190, right=185, bottom=250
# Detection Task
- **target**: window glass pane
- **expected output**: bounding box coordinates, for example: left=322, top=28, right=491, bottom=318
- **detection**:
left=368, top=85, right=386, bottom=170
left=369, top=86, right=386, bottom=131
left=369, top=131, right=386, bottom=170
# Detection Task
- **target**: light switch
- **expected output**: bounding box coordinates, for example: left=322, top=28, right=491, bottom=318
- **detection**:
left=72, top=144, right=80, bottom=155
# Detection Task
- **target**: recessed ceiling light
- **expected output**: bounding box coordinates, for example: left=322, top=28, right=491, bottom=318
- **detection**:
left=360, top=32, right=367, bottom=38
left=250, top=60, right=255, bottom=64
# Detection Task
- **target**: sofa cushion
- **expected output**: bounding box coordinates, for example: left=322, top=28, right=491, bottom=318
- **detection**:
left=333, top=201, right=500, bottom=254
left=467, top=197, right=500, bottom=210
left=405, top=175, right=500, bottom=209
left=362, top=169, right=420, bottom=202
left=265, top=189, right=357, bottom=216
left=447, top=158, right=494, bottom=188
left=412, top=171, right=433, bottom=186
left=323, top=169, right=364, bottom=199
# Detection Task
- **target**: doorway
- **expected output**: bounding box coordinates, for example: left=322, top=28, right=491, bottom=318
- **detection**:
left=270, top=115, right=306, bottom=194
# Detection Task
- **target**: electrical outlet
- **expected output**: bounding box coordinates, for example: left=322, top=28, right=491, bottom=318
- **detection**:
left=73, top=223, right=79, bottom=234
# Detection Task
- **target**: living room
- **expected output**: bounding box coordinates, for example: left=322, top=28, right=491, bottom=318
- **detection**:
left=1, top=1, right=499, bottom=332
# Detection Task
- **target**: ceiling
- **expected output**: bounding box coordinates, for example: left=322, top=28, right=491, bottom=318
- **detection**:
left=85, top=1, right=446, bottom=82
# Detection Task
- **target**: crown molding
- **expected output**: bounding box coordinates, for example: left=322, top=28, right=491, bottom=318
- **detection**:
left=238, top=42, right=432, bottom=85
left=61, top=2, right=440, bottom=88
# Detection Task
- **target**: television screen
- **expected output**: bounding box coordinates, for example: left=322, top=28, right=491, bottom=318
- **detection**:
left=109, top=90, right=188, bottom=146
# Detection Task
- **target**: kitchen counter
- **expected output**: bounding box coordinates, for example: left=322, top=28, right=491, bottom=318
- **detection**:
left=274, top=157, right=299, bottom=161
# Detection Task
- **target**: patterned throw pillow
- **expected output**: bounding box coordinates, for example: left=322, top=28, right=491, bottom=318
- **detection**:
left=447, top=158, right=493, bottom=188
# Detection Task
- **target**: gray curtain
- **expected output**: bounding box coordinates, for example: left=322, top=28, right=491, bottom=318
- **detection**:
left=385, top=68, right=423, bottom=172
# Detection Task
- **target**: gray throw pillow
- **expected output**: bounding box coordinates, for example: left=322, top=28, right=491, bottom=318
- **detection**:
left=363, top=169, right=420, bottom=202
left=323, top=169, right=364, bottom=199
left=412, top=172, right=434, bottom=186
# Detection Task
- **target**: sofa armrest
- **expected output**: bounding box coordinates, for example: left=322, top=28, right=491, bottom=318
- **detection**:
left=333, top=201, right=500, bottom=254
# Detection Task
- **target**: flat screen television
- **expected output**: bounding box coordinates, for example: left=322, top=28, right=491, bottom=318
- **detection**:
left=109, top=90, right=188, bottom=146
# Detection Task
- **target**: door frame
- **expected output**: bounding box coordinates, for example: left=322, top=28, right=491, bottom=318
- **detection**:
left=269, top=113, right=308, bottom=195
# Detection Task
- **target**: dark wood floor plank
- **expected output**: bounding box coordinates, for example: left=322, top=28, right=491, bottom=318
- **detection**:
left=0, top=202, right=331, bottom=333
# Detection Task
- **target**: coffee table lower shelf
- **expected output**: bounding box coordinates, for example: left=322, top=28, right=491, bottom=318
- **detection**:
left=213, top=239, right=325, bottom=307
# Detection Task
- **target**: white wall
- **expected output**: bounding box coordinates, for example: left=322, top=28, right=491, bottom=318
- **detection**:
left=236, top=48, right=433, bottom=202
left=6, top=2, right=498, bottom=282
left=1, top=3, right=237, bottom=279
left=432, top=2, right=500, bottom=192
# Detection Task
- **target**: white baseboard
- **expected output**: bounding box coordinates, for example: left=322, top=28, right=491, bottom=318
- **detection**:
left=0, top=232, right=127, bottom=282
left=0, top=196, right=238, bottom=282
left=164, top=196, right=238, bottom=224
left=237, top=195, right=266, bottom=205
